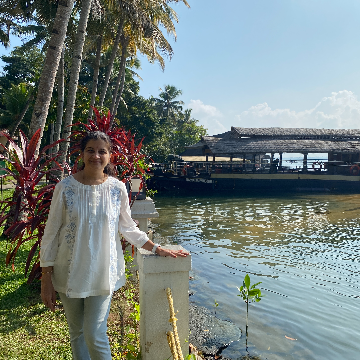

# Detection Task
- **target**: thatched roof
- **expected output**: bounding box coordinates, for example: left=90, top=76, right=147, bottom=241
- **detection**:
left=231, top=127, right=360, bottom=139
left=182, top=127, right=360, bottom=157
left=202, top=137, right=360, bottom=155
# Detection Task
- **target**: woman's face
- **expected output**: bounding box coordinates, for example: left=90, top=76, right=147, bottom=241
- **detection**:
left=81, top=139, right=111, bottom=172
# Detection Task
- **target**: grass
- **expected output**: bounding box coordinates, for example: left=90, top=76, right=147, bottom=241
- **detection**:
left=0, top=236, right=73, bottom=359
left=0, top=187, right=140, bottom=360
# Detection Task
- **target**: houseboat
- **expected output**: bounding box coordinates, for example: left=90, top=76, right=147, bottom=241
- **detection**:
left=148, top=127, right=360, bottom=194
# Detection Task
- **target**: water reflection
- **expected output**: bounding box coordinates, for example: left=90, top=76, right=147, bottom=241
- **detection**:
left=151, top=193, right=360, bottom=359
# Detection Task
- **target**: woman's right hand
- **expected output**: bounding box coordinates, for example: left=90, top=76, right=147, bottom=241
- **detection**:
left=41, top=272, right=56, bottom=312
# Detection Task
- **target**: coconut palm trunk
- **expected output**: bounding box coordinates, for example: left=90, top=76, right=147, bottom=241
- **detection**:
left=28, top=0, right=75, bottom=146
left=98, top=18, right=124, bottom=107
left=10, top=93, right=34, bottom=139
left=54, top=47, right=65, bottom=154
left=58, top=0, right=92, bottom=170
left=88, top=35, right=103, bottom=119
left=111, top=66, right=125, bottom=117
left=110, top=36, right=129, bottom=115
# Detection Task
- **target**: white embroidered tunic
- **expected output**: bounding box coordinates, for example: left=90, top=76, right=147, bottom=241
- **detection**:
left=40, top=175, right=148, bottom=298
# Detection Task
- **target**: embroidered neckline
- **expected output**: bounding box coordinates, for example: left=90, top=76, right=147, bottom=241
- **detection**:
left=70, top=175, right=111, bottom=189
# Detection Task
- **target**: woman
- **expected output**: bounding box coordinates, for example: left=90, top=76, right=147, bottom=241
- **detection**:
left=40, top=131, right=188, bottom=360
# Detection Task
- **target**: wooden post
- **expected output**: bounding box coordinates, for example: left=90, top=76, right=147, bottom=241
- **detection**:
left=303, top=153, right=308, bottom=172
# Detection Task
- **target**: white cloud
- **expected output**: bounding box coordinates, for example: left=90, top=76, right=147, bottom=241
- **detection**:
left=237, top=90, right=360, bottom=129
left=188, top=99, right=227, bottom=135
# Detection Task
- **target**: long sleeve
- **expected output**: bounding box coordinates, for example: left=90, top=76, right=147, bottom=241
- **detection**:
left=40, top=183, right=65, bottom=267
left=118, top=182, right=148, bottom=248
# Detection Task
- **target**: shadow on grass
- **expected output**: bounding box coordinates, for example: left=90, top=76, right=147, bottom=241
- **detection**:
left=0, top=241, right=48, bottom=334
left=0, top=280, right=47, bottom=334
left=0, top=280, right=42, bottom=310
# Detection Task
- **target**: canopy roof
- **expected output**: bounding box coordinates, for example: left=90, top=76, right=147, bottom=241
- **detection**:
left=231, top=127, right=360, bottom=139
left=182, top=127, right=360, bottom=157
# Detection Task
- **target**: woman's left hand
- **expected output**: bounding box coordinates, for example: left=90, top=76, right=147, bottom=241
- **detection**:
left=156, top=247, right=189, bottom=258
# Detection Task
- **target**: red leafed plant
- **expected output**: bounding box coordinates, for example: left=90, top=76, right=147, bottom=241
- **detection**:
left=0, top=129, right=64, bottom=283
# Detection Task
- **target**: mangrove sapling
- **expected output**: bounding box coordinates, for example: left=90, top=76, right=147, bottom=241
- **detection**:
left=237, top=274, right=263, bottom=353
left=213, top=299, right=219, bottom=315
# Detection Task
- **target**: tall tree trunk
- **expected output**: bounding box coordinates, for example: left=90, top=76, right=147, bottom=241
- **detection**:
left=88, top=34, right=103, bottom=119
left=54, top=47, right=65, bottom=154
left=113, top=66, right=126, bottom=118
left=58, top=0, right=92, bottom=171
left=10, top=93, right=33, bottom=139
left=49, top=122, right=54, bottom=157
left=2, top=93, right=33, bottom=158
left=28, top=0, right=75, bottom=150
left=110, top=38, right=128, bottom=115
left=98, top=19, right=124, bottom=107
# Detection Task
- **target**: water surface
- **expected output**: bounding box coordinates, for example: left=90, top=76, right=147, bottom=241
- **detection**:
left=151, top=193, right=360, bottom=360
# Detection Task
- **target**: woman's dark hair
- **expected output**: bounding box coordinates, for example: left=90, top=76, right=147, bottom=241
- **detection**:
left=79, top=131, right=116, bottom=176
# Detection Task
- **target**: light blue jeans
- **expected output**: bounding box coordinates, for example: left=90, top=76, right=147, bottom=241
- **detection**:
left=59, top=292, right=112, bottom=360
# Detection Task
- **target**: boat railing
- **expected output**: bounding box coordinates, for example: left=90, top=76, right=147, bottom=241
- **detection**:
left=148, top=160, right=360, bottom=177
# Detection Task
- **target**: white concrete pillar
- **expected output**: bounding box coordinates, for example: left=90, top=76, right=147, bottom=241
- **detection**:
left=131, top=198, right=159, bottom=233
left=130, top=198, right=159, bottom=270
left=137, top=245, right=191, bottom=360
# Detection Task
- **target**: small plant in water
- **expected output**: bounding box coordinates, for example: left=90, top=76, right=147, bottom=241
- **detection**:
left=213, top=299, right=219, bottom=315
left=237, top=274, right=263, bottom=353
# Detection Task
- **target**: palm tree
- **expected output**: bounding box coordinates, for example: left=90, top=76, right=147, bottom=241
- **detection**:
left=153, top=85, right=184, bottom=122
left=110, top=34, right=129, bottom=114
left=99, top=0, right=184, bottom=111
left=28, top=0, right=76, bottom=145
left=98, top=17, right=125, bottom=107
left=58, top=0, right=93, bottom=168
left=87, top=34, right=103, bottom=119
left=54, top=47, right=65, bottom=153
left=0, top=0, right=32, bottom=47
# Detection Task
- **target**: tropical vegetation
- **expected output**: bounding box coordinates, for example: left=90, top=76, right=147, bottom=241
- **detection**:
left=0, top=0, right=206, bottom=164
left=0, top=1, right=208, bottom=358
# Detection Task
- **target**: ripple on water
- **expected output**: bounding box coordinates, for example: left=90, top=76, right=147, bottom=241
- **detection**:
left=152, top=194, right=360, bottom=359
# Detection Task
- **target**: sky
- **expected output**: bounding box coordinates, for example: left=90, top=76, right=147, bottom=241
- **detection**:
left=137, top=0, right=360, bottom=135
left=2, top=0, right=360, bottom=136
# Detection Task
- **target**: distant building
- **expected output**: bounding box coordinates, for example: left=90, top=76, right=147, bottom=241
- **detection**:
left=181, top=127, right=360, bottom=174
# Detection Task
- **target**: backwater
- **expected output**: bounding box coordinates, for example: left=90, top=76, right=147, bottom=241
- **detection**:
left=150, top=193, right=360, bottom=360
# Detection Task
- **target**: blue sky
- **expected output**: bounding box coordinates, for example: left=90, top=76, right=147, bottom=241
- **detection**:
left=137, top=0, right=360, bottom=135
left=2, top=0, right=360, bottom=136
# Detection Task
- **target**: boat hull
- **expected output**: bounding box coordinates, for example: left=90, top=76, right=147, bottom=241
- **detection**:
left=148, top=173, right=360, bottom=194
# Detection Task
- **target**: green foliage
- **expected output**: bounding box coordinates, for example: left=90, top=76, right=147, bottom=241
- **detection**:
left=0, top=45, right=48, bottom=138
left=124, top=250, right=135, bottom=279
left=0, top=234, right=143, bottom=359
left=186, top=355, right=197, bottom=360
left=0, top=46, right=44, bottom=89
left=118, top=82, right=207, bottom=162
left=238, top=274, right=262, bottom=303
left=0, top=82, right=32, bottom=134
left=110, top=256, right=141, bottom=360
left=0, top=235, right=73, bottom=359
left=237, top=274, right=263, bottom=354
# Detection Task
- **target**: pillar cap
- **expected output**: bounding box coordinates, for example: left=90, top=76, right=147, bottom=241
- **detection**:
left=131, top=198, right=159, bottom=219
left=137, top=245, right=191, bottom=274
